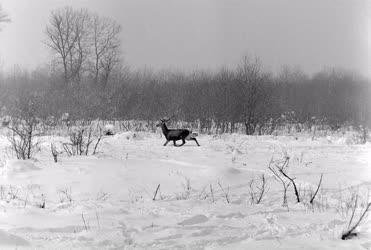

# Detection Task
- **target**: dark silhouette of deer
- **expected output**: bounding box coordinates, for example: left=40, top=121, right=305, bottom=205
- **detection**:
left=156, top=118, right=200, bottom=147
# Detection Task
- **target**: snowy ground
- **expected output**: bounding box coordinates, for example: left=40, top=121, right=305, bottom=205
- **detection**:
left=0, top=129, right=370, bottom=249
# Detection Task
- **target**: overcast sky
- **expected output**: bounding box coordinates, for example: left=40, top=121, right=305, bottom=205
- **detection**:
left=0, top=0, right=369, bottom=76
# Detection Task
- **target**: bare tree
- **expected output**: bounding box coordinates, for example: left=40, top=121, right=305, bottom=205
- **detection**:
left=45, top=7, right=122, bottom=87
left=45, top=7, right=82, bottom=84
left=68, top=9, right=91, bottom=84
left=236, top=56, right=269, bottom=135
left=91, top=14, right=121, bottom=87
left=45, top=7, right=92, bottom=85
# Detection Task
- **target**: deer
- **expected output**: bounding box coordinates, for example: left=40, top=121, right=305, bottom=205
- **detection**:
left=156, top=118, right=200, bottom=147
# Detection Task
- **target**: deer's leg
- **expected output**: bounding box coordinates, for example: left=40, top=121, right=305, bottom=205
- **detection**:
left=173, top=140, right=178, bottom=146
left=163, top=140, right=170, bottom=146
left=177, top=139, right=186, bottom=147
left=192, top=138, right=200, bottom=146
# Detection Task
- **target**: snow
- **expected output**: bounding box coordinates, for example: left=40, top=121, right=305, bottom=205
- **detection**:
left=0, top=129, right=370, bottom=249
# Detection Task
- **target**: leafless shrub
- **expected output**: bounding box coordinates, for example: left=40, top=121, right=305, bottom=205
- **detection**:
left=268, top=157, right=291, bottom=206
left=175, top=190, right=191, bottom=200
left=81, top=212, right=90, bottom=231
left=63, top=126, right=93, bottom=156
left=341, top=193, right=371, bottom=240
left=7, top=118, right=41, bottom=160
left=337, top=189, right=360, bottom=218
left=218, top=181, right=230, bottom=204
left=302, top=185, right=329, bottom=213
left=63, top=126, right=104, bottom=156
left=8, top=185, right=19, bottom=200
left=249, top=174, right=268, bottom=204
left=269, top=155, right=301, bottom=203
left=58, top=187, right=73, bottom=203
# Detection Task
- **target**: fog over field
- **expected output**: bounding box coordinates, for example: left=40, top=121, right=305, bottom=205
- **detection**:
left=0, top=1, right=370, bottom=249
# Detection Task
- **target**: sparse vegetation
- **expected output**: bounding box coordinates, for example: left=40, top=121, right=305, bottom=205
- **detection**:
left=58, top=187, right=73, bottom=203
left=7, top=118, right=41, bottom=160
left=62, top=126, right=103, bottom=156
left=341, top=194, right=371, bottom=240
left=218, top=181, right=230, bottom=204
left=50, top=143, right=58, bottom=162
left=248, top=174, right=268, bottom=204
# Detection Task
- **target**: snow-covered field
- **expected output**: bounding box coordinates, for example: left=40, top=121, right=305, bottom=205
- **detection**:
left=0, top=129, right=370, bottom=249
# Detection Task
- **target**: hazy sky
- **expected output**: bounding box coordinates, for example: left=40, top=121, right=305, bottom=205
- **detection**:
left=0, top=0, right=369, bottom=76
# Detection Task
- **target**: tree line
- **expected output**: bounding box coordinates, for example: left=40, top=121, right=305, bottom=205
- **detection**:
left=0, top=6, right=369, bottom=134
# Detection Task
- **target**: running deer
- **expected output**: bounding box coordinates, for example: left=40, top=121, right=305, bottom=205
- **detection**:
left=156, top=118, right=200, bottom=147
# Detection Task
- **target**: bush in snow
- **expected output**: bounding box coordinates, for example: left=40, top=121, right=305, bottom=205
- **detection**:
left=63, top=126, right=103, bottom=156
left=249, top=174, right=268, bottom=204
left=7, top=118, right=41, bottom=160
left=341, top=193, right=371, bottom=240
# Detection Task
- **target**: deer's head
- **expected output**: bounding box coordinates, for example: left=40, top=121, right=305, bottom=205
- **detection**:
left=156, top=117, right=170, bottom=127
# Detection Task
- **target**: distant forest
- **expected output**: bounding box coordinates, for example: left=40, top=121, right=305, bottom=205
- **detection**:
left=0, top=7, right=370, bottom=134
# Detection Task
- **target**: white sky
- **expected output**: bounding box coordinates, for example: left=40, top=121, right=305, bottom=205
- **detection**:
left=0, top=0, right=370, bottom=76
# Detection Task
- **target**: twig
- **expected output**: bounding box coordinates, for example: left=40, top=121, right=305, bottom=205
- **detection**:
left=153, top=184, right=160, bottom=201
left=256, top=174, right=267, bottom=204
left=218, top=181, right=230, bottom=204
left=268, top=158, right=291, bottom=206
left=279, top=169, right=300, bottom=203
left=92, top=128, right=103, bottom=155
left=310, top=173, right=323, bottom=204
left=81, top=212, right=89, bottom=231
left=210, top=184, right=215, bottom=203
left=347, top=194, right=358, bottom=230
